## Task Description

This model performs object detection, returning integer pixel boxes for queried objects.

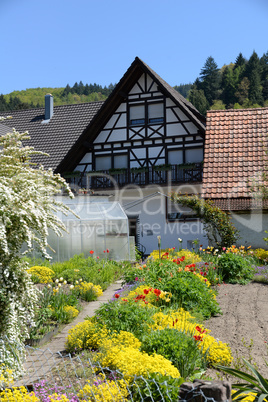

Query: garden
[1,126,268,401]
[1,243,268,401]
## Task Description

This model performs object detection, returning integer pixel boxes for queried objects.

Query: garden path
[205,282,268,378]
[14,280,123,388]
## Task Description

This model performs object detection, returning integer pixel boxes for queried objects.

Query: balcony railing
[64,163,203,190]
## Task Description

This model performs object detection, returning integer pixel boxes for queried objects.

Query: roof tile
[202,107,268,208]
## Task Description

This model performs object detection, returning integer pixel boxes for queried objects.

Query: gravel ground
[205,282,268,378]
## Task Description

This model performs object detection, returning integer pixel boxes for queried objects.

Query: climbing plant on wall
[170,193,239,248]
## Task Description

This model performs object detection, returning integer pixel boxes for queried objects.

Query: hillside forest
[0,51,267,115]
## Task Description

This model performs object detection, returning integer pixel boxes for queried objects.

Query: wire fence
[0,337,231,401]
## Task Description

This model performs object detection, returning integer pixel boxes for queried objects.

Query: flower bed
[24,254,126,344]
[2,245,266,401]
[60,249,234,400]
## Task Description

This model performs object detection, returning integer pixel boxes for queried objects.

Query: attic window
[148,103,164,123]
[129,102,164,126]
[129,105,145,126]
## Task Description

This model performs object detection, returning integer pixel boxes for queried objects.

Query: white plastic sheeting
[32,197,130,262]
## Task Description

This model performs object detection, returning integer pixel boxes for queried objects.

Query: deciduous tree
[0,120,74,374]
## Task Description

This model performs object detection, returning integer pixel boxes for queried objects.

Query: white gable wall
[73,72,205,255]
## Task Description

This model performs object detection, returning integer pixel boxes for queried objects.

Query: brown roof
[202,107,268,210]
[210,198,268,211]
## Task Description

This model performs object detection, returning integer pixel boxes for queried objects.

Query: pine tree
[188,85,209,115]
[72,82,79,93]
[245,51,263,105]
[234,52,246,70]
[77,81,85,95]
[62,84,71,96]
[260,51,268,101]
[235,77,250,105]
[199,56,221,105]
[221,64,240,107]
[84,83,90,96]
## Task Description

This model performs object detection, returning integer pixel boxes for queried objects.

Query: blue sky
[1,0,267,95]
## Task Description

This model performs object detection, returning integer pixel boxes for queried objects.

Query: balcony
[64,163,203,190]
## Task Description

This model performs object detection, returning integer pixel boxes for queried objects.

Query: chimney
[44,93,53,121]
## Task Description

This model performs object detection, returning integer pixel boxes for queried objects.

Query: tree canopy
[0,122,74,374]
[190,50,268,113]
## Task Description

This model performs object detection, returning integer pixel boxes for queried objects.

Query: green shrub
[217,253,255,284]
[93,299,158,338]
[141,328,205,379]
[124,259,221,319]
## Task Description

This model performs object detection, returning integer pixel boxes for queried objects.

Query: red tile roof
[202,108,268,210]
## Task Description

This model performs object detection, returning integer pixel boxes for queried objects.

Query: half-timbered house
[1,57,209,255]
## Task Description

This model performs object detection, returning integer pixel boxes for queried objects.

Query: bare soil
[205,282,268,379]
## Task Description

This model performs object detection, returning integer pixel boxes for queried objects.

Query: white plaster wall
[105,114,121,129]
[115,186,208,254]
[127,197,208,254]
[131,148,146,159]
[78,152,92,164]
[108,129,127,142]
[166,123,187,136]
[148,146,164,158]
[231,212,268,249]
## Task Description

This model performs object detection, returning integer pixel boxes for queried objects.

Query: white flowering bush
[0,119,74,375]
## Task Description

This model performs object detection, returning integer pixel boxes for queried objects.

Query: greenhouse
[44,197,132,262]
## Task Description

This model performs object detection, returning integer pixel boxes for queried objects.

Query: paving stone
[14,281,123,387]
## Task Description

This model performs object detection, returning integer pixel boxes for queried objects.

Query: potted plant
[78,188,89,194]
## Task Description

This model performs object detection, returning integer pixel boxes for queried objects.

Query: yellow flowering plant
[66,319,110,352]
[95,342,180,381]
[126,284,172,306]
[253,248,268,263]
[78,376,129,402]
[74,281,103,302]
[0,386,39,402]
[148,248,201,264]
[150,309,233,366]
[27,266,55,284]
[0,364,14,390]
[218,359,268,402]
[63,305,79,321]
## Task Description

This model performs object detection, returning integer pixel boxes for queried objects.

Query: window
[167,200,197,221]
[168,150,183,165]
[95,156,111,171]
[129,103,164,126]
[129,105,145,126]
[114,154,128,169]
[95,154,128,171]
[185,148,203,163]
[148,103,164,124]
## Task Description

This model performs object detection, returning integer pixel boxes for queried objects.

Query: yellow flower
[27,266,54,283]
